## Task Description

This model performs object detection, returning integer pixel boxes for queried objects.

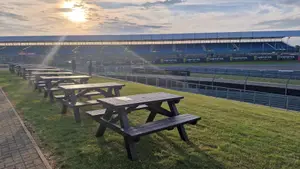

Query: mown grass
[190,73,300,85]
[0,70,300,169]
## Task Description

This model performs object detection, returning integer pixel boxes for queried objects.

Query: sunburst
[62,1,86,23]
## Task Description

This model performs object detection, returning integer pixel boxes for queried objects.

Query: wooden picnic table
[23,68,61,79]
[13,64,26,76]
[8,63,17,73]
[30,71,73,88]
[92,92,200,160]
[14,64,52,77]
[40,75,90,102]
[58,82,125,122]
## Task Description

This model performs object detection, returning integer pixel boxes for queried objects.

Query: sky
[0,0,300,45]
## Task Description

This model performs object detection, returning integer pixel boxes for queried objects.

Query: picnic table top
[97,92,184,108]
[25,68,61,71]
[40,75,90,80]
[32,72,72,75]
[59,82,125,90]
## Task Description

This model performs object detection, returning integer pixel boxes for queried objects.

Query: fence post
[286,96,289,110]
[156,78,159,86]
[239,89,242,101]
[253,91,256,103]
[215,87,218,97]
[212,74,216,88]
[135,75,138,83]
[285,77,291,95]
[145,77,148,85]
[226,88,229,99]
[268,94,271,107]
[166,79,168,88]
[244,74,249,91]
[184,72,188,88]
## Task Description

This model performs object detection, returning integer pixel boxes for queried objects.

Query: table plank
[32,72,72,75]
[40,75,90,80]
[97,92,183,108]
[59,82,125,90]
[26,68,61,71]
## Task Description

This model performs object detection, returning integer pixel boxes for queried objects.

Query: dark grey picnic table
[58,82,125,122]
[8,63,17,73]
[40,75,90,102]
[93,92,201,160]
[30,71,73,88]
[24,68,60,79]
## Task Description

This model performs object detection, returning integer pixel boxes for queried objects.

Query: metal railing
[101,72,300,112]
[62,64,300,112]
[163,67,300,80]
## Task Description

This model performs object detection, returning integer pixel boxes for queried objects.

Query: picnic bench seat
[34,80,58,85]
[54,91,102,100]
[43,87,59,91]
[38,84,46,87]
[36,81,46,84]
[43,83,74,91]
[26,75,35,79]
[86,104,149,118]
[74,100,99,107]
[123,114,200,137]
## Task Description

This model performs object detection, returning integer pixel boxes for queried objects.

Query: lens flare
[62,1,86,23]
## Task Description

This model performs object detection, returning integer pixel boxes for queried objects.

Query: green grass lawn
[190,73,300,85]
[1,71,300,169]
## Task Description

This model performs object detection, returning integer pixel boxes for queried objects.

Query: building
[0,30,299,64]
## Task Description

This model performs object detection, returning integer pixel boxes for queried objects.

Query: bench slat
[85,104,149,117]
[86,109,107,117]
[124,114,200,137]
[54,91,102,100]
[75,100,99,107]
[83,91,101,96]
[43,87,60,91]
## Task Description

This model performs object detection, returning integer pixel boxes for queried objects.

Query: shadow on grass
[92,123,224,169]
[1,72,224,169]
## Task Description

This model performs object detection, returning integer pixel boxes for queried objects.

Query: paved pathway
[0,89,51,169]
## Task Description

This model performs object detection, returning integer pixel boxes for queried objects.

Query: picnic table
[91,92,200,160]
[58,82,125,122]
[8,63,17,73]
[13,64,25,76]
[13,64,50,77]
[23,68,61,79]
[30,71,73,88]
[40,75,90,102]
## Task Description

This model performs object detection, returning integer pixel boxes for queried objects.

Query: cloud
[55,8,73,12]
[93,0,184,9]
[0,0,300,45]
[102,18,169,33]
[0,11,28,21]
[127,14,150,21]
[143,0,185,7]
[256,17,300,29]
[278,0,300,5]
[38,0,60,3]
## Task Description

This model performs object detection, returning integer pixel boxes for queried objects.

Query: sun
[62,0,86,23]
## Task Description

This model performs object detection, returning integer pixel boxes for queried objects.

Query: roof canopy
[0,30,299,43]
